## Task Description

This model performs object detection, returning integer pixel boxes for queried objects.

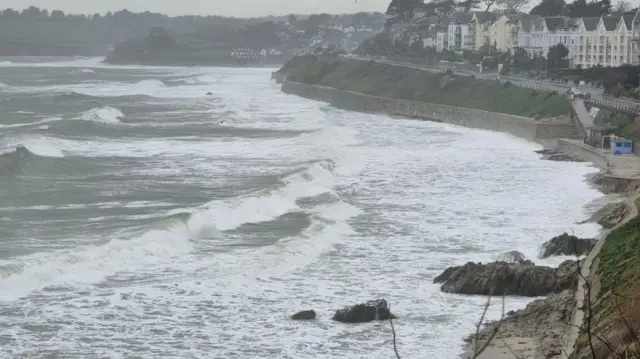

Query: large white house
[415,9,640,68]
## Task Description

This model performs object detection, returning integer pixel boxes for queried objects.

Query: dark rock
[537,149,584,162]
[291,310,316,320]
[434,260,578,296]
[332,299,397,323]
[534,149,555,155]
[206,92,213,95]
[539,233,597,258]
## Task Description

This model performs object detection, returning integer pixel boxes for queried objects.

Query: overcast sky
[0,0,391,17]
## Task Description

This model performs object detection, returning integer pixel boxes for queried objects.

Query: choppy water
[0,57,603,359]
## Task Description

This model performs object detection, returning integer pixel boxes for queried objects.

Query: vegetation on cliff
[277,55,572,118]
[573,201,640,358]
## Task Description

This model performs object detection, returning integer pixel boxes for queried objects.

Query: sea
[0,56,605,359]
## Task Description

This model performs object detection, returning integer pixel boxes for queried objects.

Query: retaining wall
[556,139,609,168]
[280,81,579,142]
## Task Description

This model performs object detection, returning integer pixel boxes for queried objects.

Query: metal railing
[585,98,640,114]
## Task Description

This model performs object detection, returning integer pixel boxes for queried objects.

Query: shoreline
[273,71,640,358]
[458,144,640,359]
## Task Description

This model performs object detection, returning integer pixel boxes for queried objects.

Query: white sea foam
[80,106,124,124]
[0,222,195,301]
[0,117,62,129]
[0,66,607,359]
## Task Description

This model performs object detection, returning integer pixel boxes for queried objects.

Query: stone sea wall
[556,139,609,168]
[279,80,579,143]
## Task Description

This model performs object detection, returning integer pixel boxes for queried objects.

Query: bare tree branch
[469,290,506,359]
[388,300,401,359]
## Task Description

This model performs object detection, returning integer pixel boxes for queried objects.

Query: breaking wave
[0,160,359,301]
[80,106,124,124]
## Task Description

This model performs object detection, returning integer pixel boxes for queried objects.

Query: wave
[79,68,96,74]
[0,161,358,301]
[0,220,196,301]
[0,145,36,173]
[0,117,63,129]
[0,135,65,158]
[80,106,124,124]
[0,139,65,174]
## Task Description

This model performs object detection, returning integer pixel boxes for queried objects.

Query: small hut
[611,137,634,155]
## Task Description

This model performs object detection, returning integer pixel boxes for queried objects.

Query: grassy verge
[277,55,573,118]
[573,201,640,358]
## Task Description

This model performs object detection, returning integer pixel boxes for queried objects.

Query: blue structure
[611,139,634,155]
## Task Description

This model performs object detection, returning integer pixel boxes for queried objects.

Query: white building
[446,12,475,51]
[518,17,578,58]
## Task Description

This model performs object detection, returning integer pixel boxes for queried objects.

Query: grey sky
[0,0,390,17]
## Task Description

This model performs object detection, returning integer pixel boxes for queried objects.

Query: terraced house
[572,14,634,68]
[427,10,640,68]
[515,12,638,68]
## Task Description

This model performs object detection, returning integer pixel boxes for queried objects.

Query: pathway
[561,103,640,359]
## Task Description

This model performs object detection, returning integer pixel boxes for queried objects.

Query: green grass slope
[573,200,640,359]
[277,55,572,118]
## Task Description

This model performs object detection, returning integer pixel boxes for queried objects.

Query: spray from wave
[80,106,124,124]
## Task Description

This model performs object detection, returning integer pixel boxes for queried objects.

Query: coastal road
[354,56,638,109]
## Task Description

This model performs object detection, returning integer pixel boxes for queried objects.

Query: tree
[384,0,424,27]
[50,10,65,19]
[352,12,371,27]
[303,13,332,37]
[530,0,566,16]
[148,27,177,49]
[547,43,569,69]
[566,0,612,17]
[92,13,101,20]
[0,8,20,19]
[287,14,297,25]
[510,47,534,70]
[244,21,281,48]
[20,6,43,19]
[613,0,631,13]
[497,0,530,12]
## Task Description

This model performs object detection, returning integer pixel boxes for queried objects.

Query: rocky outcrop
[465,289,576,359]
[539,233,597,258]
[535,149,584,162]
[434,260,578,296]
[332,299,396,323]
[590,174,640,195]
[579,202,630,229]
[291,310,316,320]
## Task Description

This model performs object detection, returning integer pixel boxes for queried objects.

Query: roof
[454,12,474,24]
[582,17,600,31]
[518,15,540,31]
[623,14,634,29]
[544,17,566,31]
[505,13,526,23]
[472,11,497,23]
[602,15,621,31]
